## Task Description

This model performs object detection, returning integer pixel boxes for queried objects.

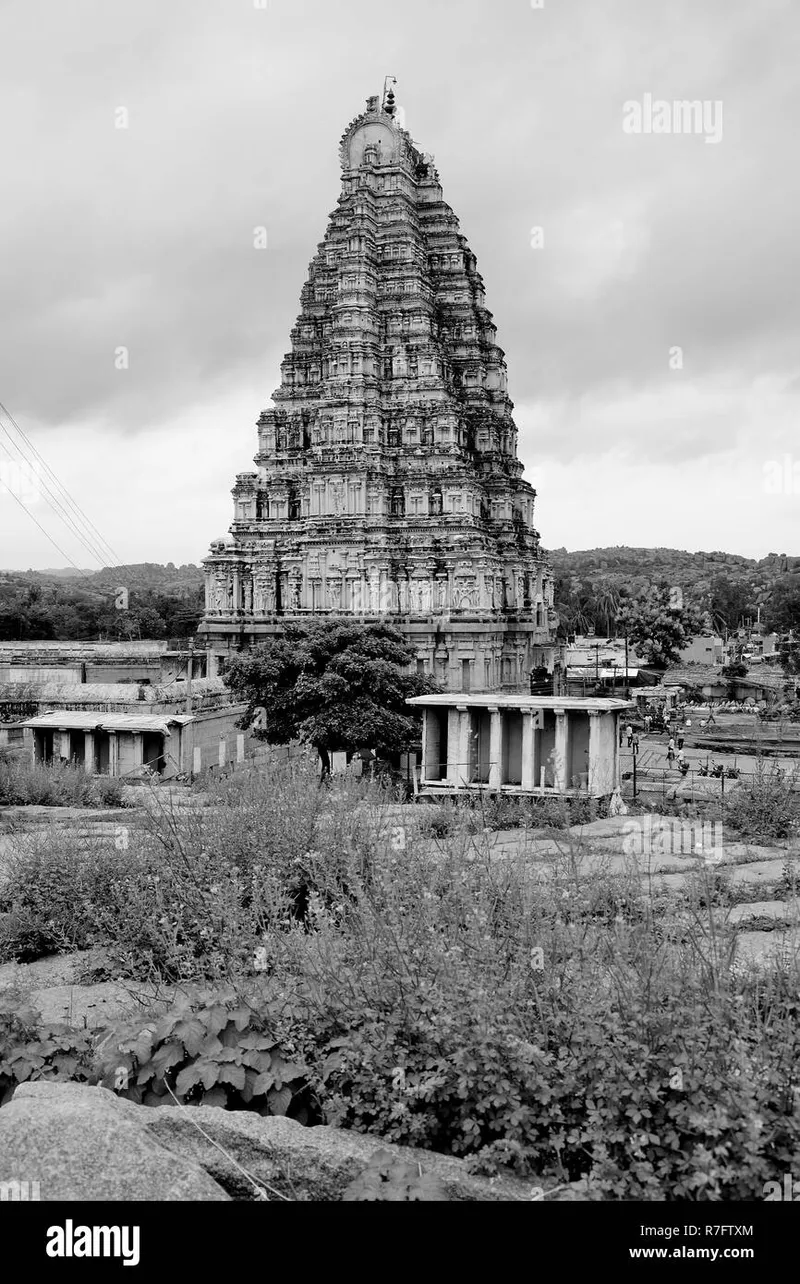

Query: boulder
[141,1103,537,1202]
[4,1082,541,1201]
[0,1082,229,1201]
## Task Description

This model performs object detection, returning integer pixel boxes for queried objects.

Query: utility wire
[0,399,121,568]
[0,398,120,564]
[0,426,111,569]
[0,438,94,578]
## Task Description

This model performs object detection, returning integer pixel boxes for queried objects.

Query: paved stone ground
[472,813,800,970]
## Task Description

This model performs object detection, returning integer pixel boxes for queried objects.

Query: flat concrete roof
[407,695,635,711]
[567,667,639,678]
[23,713,194,733]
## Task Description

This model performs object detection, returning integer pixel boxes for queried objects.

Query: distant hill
[546,547,799,576]
[15,563,205,593]
[545,546,800,638]
[0,563,205,642]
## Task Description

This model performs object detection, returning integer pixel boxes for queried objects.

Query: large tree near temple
[222,621,439,773]
[616,586,704,670]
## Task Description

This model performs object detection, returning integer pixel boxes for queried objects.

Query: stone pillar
[132,732,144,770]
[84,732,95,775]
[218,737,227,769]
[521,710,537,790]
[488,706,502,790]
[236,733,245,763]
[420,709,432,780]
[446,708,461,784]
[58,729,70,761]
[447,705,471,787]
[193,746,202,776]
[109,733,119,777]
[457,705,471,787]
[588,712,600,796]
[554,710,568,792]
[231,567,241,614]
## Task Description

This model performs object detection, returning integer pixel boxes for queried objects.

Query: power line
[0,400,121,568]
[0,398,120,564]
[0,429,111,569]
[0,405,115,568]
[0,439,93,578]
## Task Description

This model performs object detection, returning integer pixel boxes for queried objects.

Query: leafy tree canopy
[767,577,800,635]
[223,621,439,765]
[616,586,704,669]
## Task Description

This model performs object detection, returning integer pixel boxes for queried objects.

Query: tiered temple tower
[199,90,558,692]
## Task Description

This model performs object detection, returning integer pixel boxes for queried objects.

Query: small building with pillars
[21,701,250,781]
[407,694,635,798]
[23,712,195,779]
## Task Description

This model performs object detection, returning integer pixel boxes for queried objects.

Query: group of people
[666,736,687,771]
[623,715,691,774]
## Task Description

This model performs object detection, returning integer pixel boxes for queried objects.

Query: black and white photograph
[0,0,798,1253]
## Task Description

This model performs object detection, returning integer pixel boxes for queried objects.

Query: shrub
[724,760,800,843]
[342,1149,448,1201]
[0,834,132,962]
[96,985,319,1121]
[0,758,397,979]
[7,758,800,1199]
[0,759,126,808]
[0,998,95,1106]
[252,827,800,1198]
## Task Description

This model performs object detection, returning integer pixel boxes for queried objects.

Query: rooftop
[22,712,194,733]
[407,695,635,712]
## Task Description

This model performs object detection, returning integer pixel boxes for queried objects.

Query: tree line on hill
[549,547,800,643]
[0,550,798,657]
[0,569,204,641]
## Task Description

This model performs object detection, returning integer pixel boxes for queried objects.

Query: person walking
[626,723,634,748]
[677,732,685,751]
[632,732,640,754]
[667,736,676,768]
[644,714,652,733]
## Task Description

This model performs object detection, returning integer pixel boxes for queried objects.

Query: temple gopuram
[199,87,558,692]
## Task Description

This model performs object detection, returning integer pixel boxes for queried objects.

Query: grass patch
[0,757,127,809]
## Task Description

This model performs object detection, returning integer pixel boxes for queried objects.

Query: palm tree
[593,579,622,637]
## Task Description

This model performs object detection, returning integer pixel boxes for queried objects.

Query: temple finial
[382,75,397,116]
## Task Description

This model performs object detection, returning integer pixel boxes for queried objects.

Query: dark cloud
[0,0,797,564]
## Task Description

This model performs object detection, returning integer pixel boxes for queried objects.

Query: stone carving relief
[454,577,478,610]
[330,480,345,515]
[253,568,276,613]
[326,575,342,610]
[369,567,381,612]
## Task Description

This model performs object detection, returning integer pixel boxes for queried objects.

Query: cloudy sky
[0,0,797,570]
